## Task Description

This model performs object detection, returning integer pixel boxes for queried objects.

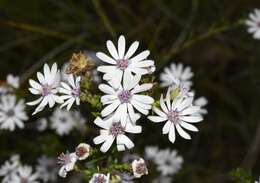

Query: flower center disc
[167,110,180,123]
[116,59,129,70]
[42,84,52,96]
[94,175,106,183]
[136,163,147,174]
[118,90,131,103]
[109,122,124,136]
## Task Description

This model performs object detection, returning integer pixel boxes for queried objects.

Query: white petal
[162,120,171,134]
[117,135,134,149]
[168,124,176,143]
[29,79,42,90]
[100,135,115,152]
[179,121,199,132]
[181,106,200,115]
[180,115,203,123]
[148,116,167,123]
[176,124,191,139]
[99,84,115,94]
[101,100,120,117]
[124,41,139,59]
[118,35,125,58]
[96,52,116,64]
[130,50,150,63]
[106,40,119,59]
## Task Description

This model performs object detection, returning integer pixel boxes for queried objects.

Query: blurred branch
[0,20,71,40]
[92,0,116,38]
[20,33,87,85]
[0,35,39,52]
[157,19,244,71]
[242,122,260,170]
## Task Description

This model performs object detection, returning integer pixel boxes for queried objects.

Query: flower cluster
[93,35,155,153]
[27,63,81,114]
[145,146,183,177]
[0,155,39,183]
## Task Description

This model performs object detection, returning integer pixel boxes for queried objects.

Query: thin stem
[92,0,116,38]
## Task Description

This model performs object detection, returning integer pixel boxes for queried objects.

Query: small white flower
[154,149,183,176]
[59,74,81,110]
[0,95,28,131]
[148,90,203,143]
[36,156,58,183]
[57,152,77,178]
[131,158,148,178]
[50,108,76,136]
[145,146,159,160]
[246,9,260,40]
[36,118,48,132]
[97,35,154,87]
[27,63,63,115]
[93,116,142,153]
[75,143,91,160]
[73,111,87,133]
[160,63,193,91]
[0,155,20,183]
[7,74,20,89]
[255,177,260,183]
[10,165,39,183]
[99,71,154,125]
[89,173,110,183]
[194,96,208,115]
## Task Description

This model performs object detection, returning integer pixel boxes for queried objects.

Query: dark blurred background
[0,0,260,182]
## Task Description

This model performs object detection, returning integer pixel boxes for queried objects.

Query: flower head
[93,116,142,153]
[75,143,91,160]
[97,35,154,87]
[57,152,77,178]
[7,74,20,89]
[0,95,28,131]
[153,149,183,176]
[160,63,193,92]
[99,71,154,125]
[131,158,148,178]
[0,155,20,182]
[50,108,76,136]
[36,156,58,182]
[66,52,95,76]
[10,165,39,183]
[89,173,110,183]
[59,74,81,110]
[246,9,260,40]
[27,63,63,115]
[148,90,203,143]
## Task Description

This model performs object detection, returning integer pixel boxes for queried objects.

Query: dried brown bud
[66,52,95,76]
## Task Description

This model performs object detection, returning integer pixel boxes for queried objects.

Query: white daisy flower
[93,116,142,153]
[0,155,20,183]
[7,74,20,89]
[194,96,208,115]
[75,143,91,160]
[36,156,58,183]
[99,71,154,125]
[91,70,101,84]
[27,63,63,115]
[148,90,203,143]
[255,177,260,183]
[59,74,81,110]
[160,63,193,91]
[246,9,260,40]
[0,95,28,131]
[145,146,159,160]
[57,152,77,178]
[154,149,183,176]
[89,173,110,183]
[73,111,87,133]
[131,158,148,178]
[10,165,39,183]
[50,108,76,136]
[97,35,154,87]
